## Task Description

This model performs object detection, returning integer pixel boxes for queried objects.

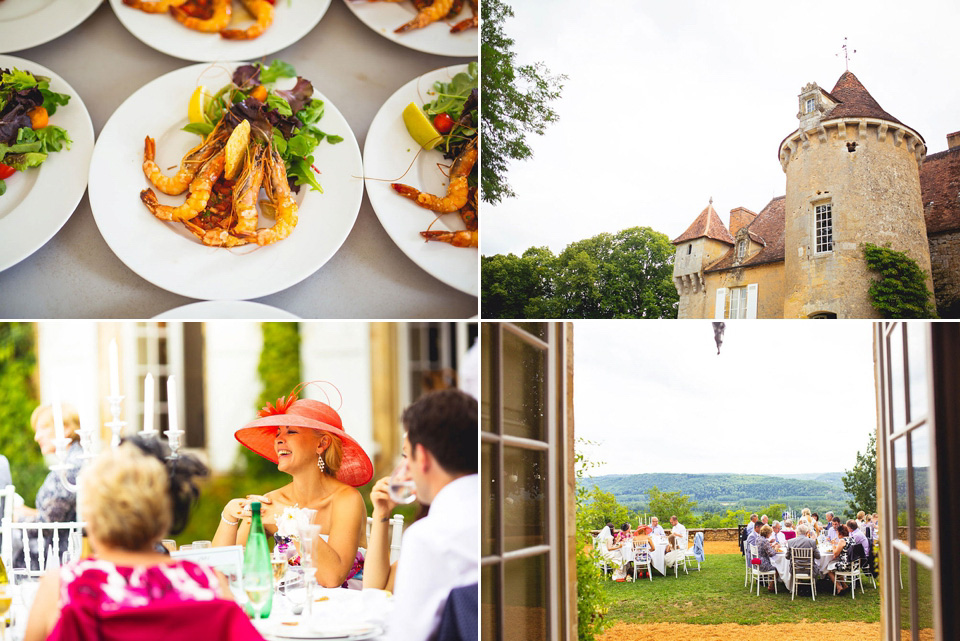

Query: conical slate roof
[824,71,904,126]
[672,202,735,245]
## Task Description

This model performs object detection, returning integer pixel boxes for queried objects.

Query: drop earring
[317,455,325,472]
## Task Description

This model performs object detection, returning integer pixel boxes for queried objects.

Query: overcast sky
[483,0,960,257]
[573,321,877,476]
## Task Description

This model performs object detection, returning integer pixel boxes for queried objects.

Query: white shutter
[715,288,727,319]
[746,283,759,319]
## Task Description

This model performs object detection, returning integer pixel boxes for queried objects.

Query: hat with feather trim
[235,384,373,487]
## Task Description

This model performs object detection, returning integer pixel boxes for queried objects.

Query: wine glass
[245,571,272,623]
[388,459,417,505]
[271,551,287,590]
[297,509,321,619]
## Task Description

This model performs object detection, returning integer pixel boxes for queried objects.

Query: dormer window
[805,97,817,114]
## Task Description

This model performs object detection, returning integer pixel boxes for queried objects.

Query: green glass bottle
[243,501,273,619]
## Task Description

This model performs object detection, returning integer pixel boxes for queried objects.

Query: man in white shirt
[771,521,786,546]
[650,517,665,537]
[387,389,478,641]
[744,513,758,535]
[669,516,687,545]
[825,512,838,541]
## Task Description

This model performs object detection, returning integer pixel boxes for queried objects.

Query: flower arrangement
[274,506,311,566]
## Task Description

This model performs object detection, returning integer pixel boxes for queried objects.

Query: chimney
[729,207,757,236]
[948,131,960,150]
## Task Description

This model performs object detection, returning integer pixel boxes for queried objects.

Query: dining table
[0,0,477,319]
[769,544,836,592]
[254,584,390,641]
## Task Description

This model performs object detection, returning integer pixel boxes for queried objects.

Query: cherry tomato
[0,163,15,180]
[433,113,455,134]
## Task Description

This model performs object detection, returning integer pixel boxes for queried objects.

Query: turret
[778,71,933,318]
[672,201,734,318]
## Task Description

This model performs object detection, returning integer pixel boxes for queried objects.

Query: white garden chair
[749,544,777,596]
[674,535,689,577]
[365,514,405,563]
[684,532,702,571]
[633,543,653,582]
[789,546,816,601]
[743,540,754,588]
[1,521,85,578]
[834,558,864,599]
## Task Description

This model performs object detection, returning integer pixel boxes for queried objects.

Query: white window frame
[815,203,834,254]
[736,238,747,260]
[728,287,748,319]
[805,97,816,113]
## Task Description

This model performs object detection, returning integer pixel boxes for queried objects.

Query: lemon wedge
[402,102,441,150]
[224,119,251,180]
[188,85,211,124]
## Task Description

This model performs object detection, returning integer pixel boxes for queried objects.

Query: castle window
[736,239,747,260]
[815,203,833,253]
[728,287,748,319]
[805,97,816,113]
[687,245,692,255]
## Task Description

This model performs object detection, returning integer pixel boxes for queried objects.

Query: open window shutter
[715,288,727,319]
[746,283,759,319]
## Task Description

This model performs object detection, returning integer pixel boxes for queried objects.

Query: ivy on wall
[863,243,938,319]
[0,323,46,505]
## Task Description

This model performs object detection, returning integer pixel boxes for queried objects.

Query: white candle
[166,375,178,434]
[52,388,65,444]
[109,339,120,398]
[143,373,155,435]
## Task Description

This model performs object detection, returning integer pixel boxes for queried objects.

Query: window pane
[917,561,934,635]
[504,554,547,641]
[888,325,906,432]
[905,323,928,422]
[481,323,493,434]
[513,323,547,341]
[898,556,910,638]
[504,447,546,552]
[893,436,908,534]
[482,441,498,557]
[502,332,546,441]
[909,426,931,550]
[481,564,497,641]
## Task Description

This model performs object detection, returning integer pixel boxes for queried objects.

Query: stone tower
[778,71,933,318]
[671,202,734,318]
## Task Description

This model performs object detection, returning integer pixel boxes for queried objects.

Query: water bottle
[243,501,273,619]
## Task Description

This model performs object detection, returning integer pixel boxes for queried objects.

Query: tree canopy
[646,486,697,526]
[482,227,679,318]
[841,430,877,514]
[481,0,565,204]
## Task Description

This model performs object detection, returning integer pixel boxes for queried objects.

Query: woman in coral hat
[212,383,374,588]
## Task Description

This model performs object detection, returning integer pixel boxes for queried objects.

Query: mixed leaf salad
[183,60,341,193]
[0,68,72,196]
[423,60,476,163]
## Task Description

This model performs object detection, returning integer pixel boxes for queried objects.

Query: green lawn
[603,554,881,625]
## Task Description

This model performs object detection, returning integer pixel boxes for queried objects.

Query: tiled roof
[705,197,786,272]
[921,146,960,235]
[824,71,905,128]
[672,203,735,245]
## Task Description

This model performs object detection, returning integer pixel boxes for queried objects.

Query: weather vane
[837,37,856,71]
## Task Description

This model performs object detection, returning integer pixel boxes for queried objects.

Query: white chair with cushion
[834,558,863,599]
[685,533,701,571]
[633,542,653,582]
[789,546,816,601]
[672,536,688,577]
[750,544,777,596]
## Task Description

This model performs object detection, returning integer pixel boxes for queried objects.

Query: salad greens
[422,61,477,159]
[0,68,72,196]
[183,59,341,193]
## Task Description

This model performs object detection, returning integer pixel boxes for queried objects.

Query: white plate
[88,62,363,301]
[0,0,102,53]
[153,300,299,318]
[0,55,95,272]
[108,0,331,63]
[342,0,477,58]
[262,620,383,640]
[363,64,476,296]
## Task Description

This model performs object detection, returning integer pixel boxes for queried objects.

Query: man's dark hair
[403,388,477,475]
[846,519,859,531]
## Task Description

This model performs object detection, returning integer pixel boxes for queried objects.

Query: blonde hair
[319,433,343,478]
[31,404,81,443]
[857,510,865,520]
[801,508,811,517]
[80,443,171,550]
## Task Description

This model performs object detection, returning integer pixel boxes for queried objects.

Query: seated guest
[824,512,838,540]
[744,513,759,535]
[650,516,665,537]
[786,523,820,578]
[830,516,842,541]
[632,525,657,552]
[856,510,866,531]
[811,512,823,536]
[826,524,852,593]
[760,514,769,526]
[669,515,687,546]
[24,438,260,641]
[797,508,812,528]
[782,518,795,534]
[664,533,685,568]
[863,514,874,539]
[753,525,780,590]
[771,521,786,547]
[387,389,478,641]
[220,384,373,588]
[745,522,762,550]
[596,522,621,570]
[846,519,870,558]
[615,523,632,544]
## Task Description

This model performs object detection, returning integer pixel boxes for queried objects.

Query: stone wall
[929,230,960,316]
[703,261,786,319]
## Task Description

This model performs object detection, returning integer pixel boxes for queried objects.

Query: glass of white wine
[388,459,416,505]
[245,572,272,623]
[271,551,287,589]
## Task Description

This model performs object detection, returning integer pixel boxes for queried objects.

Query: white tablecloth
[770,547,836,591]
[257,585,389,640]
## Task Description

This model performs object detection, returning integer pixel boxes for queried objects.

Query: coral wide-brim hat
[235,393,373,487]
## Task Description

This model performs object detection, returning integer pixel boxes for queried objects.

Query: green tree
[581,487,632,531]
[863,243,937,318]
[647,485,697,526]
[842,430,877,514]
[0,323,45,505]
[480,0,565,204]
[481,247,557,318]
[574,441,610,641]
[238,322,301,481]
